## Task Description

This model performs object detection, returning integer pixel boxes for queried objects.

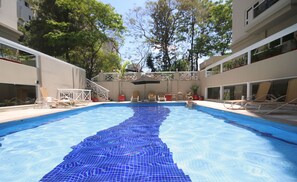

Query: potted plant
[191,85,199,100]
[117,61,130,101]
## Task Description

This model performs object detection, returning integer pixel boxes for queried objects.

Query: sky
[98,0,220,69]
[99,0,149,63]
[100,0,148,15]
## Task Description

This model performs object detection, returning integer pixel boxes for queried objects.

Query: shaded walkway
[41,106,191,181]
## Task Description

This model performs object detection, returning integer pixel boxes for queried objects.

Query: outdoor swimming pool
[0,103,297,181]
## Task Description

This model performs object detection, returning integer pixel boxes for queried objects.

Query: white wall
[0,60,37,85]
[0,0,18,30]
[98,79,199,101]
[200,51,297,98]
[0,37,87,100]
[0,0,22,41]
[231,0,297,52]
[39,55,86,98]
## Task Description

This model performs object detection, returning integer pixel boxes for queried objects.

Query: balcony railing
[145,72,175,81]
[93,71,199,82]
[179,71,199,80]
[0,42,36,67]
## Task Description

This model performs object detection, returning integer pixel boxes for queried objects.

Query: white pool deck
[0,101,296,126]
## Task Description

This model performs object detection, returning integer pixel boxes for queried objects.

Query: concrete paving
[0,101,296,126]
[0,103,102,124]
[194,100,297,126]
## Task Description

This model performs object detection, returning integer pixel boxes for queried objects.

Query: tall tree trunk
[189,14,195,71]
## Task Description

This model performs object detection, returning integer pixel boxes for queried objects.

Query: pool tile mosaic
[40,106,191,181]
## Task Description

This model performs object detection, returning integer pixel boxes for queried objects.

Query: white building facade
[0,0,22,42]
[200,0,297,101]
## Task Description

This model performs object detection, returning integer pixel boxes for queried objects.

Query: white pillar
[220,86,224,100]
[247,51,251,65]
[247,82,251,99]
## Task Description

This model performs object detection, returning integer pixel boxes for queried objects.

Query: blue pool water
[0,103,297,182]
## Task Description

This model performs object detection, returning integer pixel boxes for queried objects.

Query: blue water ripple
[40,106,191,182]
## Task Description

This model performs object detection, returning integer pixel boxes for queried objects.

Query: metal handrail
[86,79,109,100]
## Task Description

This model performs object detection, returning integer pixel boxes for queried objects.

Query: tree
[126,0,232,72]
[117,60,131,79]
[207,0,232,55]
[171,58,189,71]
[21,0,125,79]
[176,0,208,71]
[146,53,156,72]
[147,0,182,71]
[127,0,183,71]
[176,0,232,70]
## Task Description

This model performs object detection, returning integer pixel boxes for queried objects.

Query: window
[25,1,29,8]
[223,53,247,72]
[0,84,36,107]
[223,85,247,100]
[254,0,279,19]
[207,87,220,100]
[206,65,221,77]
[251,79,288,100]
[0,43,36,67]
[269,38,281,49]
[253,2,259,8]
[246,8,252,25]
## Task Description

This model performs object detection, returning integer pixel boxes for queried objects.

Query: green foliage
[21,0,125,79]
[117,61,131,79]
[146,53,156,72]
[191,85,199,95]
[147,0,181,71]
[98,51,122,72]
[171,58,189,71]
[127,0,232,72]
[206,0,232,55]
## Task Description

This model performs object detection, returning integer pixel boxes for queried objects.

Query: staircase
[86,79,109,101]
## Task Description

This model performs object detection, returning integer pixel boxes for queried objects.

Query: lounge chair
[223,82,272,109]
[186,92,193,100]
[177,92,184,100]
[158,92,166,101]
[39,87,72,108]
[148,91,156,101]
[248,78,297,114]
[130,90,140,102]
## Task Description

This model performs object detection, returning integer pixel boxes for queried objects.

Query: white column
[205,87,208,99]
[247,82,251,99]
[247,51,251,65]
[220,86,224,100]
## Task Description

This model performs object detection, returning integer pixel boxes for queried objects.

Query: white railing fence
[86,79,109,100]
[92,71,199,82]
[57,89,91,102]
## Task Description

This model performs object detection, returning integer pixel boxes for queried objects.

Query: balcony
[0,39,36,67]
[245,0,296,34]
[206,23,297,77]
